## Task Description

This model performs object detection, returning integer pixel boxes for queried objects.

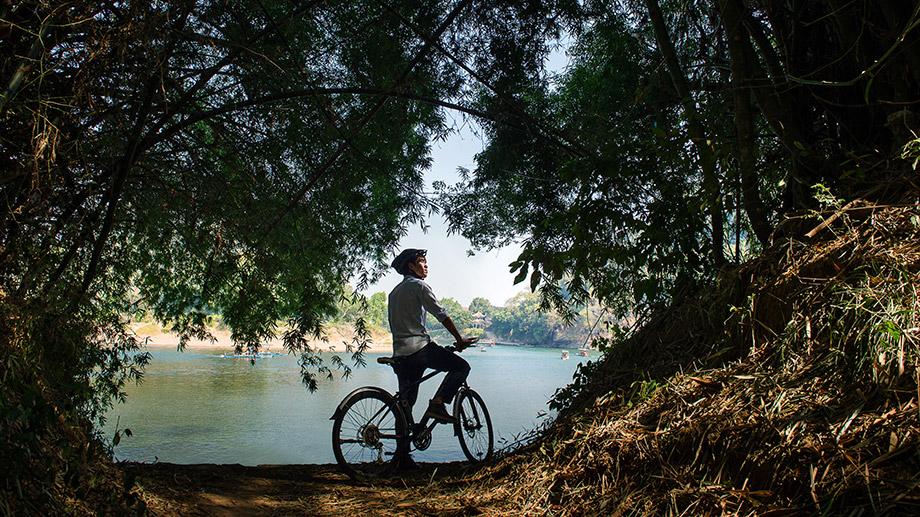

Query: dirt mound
[429,182,920,514]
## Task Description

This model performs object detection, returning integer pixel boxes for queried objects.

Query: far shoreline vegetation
[132,287,612,350]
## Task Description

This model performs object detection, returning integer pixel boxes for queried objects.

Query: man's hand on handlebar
[453,337,479,352]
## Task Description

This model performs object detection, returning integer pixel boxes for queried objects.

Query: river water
[102,345,590,465]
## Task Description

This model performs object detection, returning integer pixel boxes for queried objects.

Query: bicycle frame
[330,362,458,439]
[331,349,494,475]
[377,357,478,440]
[388,361,452,437]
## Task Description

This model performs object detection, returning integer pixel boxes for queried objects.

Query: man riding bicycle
[388,249,477,466]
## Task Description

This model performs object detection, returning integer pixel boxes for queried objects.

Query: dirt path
[128,462,489,516]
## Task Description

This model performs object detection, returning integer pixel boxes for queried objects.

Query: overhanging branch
[149,86,524,148]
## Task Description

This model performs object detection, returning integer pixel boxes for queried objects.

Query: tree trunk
[644,0,725,267]
[742,8,821,212]
[877,0,920,91]
[719,0,773,246]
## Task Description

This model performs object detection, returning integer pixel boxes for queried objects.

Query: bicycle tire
[453,388,493,463]
[332,389,407,479]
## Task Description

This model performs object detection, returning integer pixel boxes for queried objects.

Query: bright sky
[361,121,527,307]
[361,44,570,308]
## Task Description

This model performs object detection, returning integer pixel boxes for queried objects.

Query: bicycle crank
[412,424,433,451]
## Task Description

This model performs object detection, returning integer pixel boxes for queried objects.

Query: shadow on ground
[127,462,486,516]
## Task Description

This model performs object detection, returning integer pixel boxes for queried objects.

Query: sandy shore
[133,324,393,354]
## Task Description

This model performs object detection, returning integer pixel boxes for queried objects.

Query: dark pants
[396,342,470,415]
[393,343,470,464]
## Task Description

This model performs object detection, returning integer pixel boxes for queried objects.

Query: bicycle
[330,342,493,479]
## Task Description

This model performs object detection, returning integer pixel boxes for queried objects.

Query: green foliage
[901,136,920,169]
[625,378,661,409]
[0,1,509,508]
[437,13,728,321]
[812,184,844,209]
[1,0,478,421]
[366,292,389,329]
[328,288,388,330]
[490,292,559,345]
[0,303,148,513]
[488,290,608,347]
[784,264,920,386]
[465,327,485,338]
[330,285,365,325]
[469,297,493,317]
[438,0,919,328]
[427,297,473,340]
[2,0,918,509]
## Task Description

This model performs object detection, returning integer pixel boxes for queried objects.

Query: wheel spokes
[457,393,491,460]
[339,397,399,468]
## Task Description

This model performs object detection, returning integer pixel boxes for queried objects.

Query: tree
[469,297,493,317]
[3,0,467,395]
[490,292,558,345]
[438,12,720,321]
[438,0,920,323]
[644,0,726,265]
[426,297,473,338]
[366,292,389,329]
[4,0,919,509]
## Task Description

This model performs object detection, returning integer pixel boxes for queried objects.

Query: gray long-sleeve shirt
[388,275,449,356]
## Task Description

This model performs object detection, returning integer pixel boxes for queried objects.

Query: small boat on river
[220,351,282,359]
[561,351,569,360]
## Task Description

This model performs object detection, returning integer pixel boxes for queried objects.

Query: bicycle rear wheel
[332,389,406,479]
[453,388,493,463]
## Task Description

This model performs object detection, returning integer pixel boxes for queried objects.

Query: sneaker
[424,401,457,424]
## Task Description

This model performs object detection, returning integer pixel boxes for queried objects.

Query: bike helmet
[391,248,427,275]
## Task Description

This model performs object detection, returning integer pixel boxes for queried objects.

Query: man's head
[392,248,428,279]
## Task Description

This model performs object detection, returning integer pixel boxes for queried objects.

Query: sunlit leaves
[438,11,712,320]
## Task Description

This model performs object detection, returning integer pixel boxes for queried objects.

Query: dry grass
[401,180,920,515]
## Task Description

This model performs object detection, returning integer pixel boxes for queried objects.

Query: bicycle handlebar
[447,337,479,353]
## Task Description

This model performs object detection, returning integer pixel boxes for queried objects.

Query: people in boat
[388,248,477,469]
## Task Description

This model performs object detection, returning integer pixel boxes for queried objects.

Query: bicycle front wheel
[332,389,406,479]
[453,388,493,463]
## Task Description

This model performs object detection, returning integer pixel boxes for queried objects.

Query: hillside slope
[420,183,920,514]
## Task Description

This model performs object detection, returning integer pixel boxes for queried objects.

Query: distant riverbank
[132,322,394,353]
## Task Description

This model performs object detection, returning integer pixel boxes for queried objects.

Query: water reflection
[105,346,590,465]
